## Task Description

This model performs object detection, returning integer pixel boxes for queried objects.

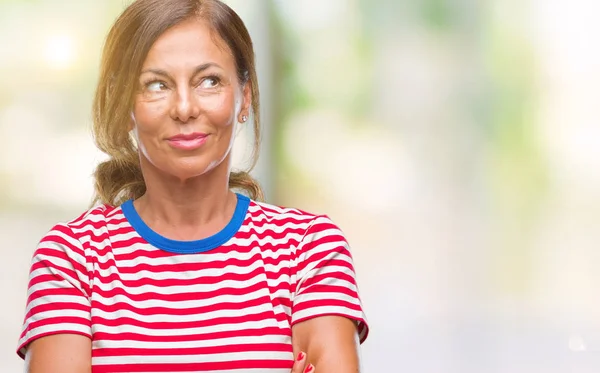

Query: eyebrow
[140,63,222,77]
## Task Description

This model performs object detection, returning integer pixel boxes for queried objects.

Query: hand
[291,351,314,373]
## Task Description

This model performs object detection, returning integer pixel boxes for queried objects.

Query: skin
[25,18,361,373]
[130,18,248,239]
[293,316,362,372]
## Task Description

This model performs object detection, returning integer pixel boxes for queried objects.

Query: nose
[170,86,200,123]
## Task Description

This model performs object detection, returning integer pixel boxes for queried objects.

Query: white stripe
[92,350,291,365]
[106,246,264,268]
[92,251,294,277]
[91,277,267,295]
[28,308,90,321]
[94,232,306,254]
[30,256,82,276]
[91,258,292,280]
[292,305,364,324]
[20,323,91,344]
[25,294,89,313]
[299,242,352,263]
[69,210,117,225]
[107,242,295,261]
[91,269,268,292]
[296,264,356,295]
[295,291,360,306]
[92,316,281,336]
[38,230,84,253]
[93,334,291,349]
[105,207,123,218]
[91,304,273,324]
[237,221,311,235]
[250,201,313,217]
[70,220,130,234]
[91,288,270,315]
[28,271,88,296]
[110,230,143,243]
[225,233,305,247]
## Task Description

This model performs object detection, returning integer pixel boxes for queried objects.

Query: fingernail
[296,351,305,361]
[304,364,314,373]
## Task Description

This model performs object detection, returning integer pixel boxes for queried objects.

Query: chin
[163,158,221,181]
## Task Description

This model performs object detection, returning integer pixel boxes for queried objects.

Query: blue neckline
[120,193,250,254]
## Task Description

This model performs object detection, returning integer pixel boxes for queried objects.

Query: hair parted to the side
[92,0,263,207]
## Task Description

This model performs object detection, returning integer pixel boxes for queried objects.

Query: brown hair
[92,0,263,207]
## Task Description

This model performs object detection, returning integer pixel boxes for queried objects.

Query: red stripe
[109,238,301,257]
[18,203,369,369]
[297,283,359,299]
[93,359,293,373]
[299,233,348,254]
[92,326,291,343]
[28,274,86,291]
[92,269,268,291]
[25,301,90,320]
[234,227,307,240]
[93,251,293,274]
[298,268,358,291]
[73,229,111,244]
[27,316,90,331]
[32,247,88,275]
[91,310,276,329]
[27,287,87,303]
[242,216,313,229]
[90,293,271,316]
[249,202,320,218]
[29,261,82,283]
[109,236,149,250]
[293,298,363,313]
[69,216,127,230]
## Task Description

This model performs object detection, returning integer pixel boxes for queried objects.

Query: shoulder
[246,199,345,239]
[63,203,123,231]
[39,203,124,250]
[30,205,122,286]
[247,199,324,226]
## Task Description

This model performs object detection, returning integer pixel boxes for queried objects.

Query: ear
[238,81,252,123]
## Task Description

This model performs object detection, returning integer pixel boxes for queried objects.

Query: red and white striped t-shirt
[18,194,368,372]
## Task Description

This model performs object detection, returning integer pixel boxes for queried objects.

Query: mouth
[166,132,209,150]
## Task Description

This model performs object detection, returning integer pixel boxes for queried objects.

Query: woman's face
[132,18,250,182]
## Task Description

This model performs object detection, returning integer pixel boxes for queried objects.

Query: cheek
[199,92,238,127]
[133,101,168,131]
[131,101,169,157]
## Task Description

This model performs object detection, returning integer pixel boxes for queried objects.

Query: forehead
[142,18,234,70]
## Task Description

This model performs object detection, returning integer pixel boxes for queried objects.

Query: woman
[17,0,368,372]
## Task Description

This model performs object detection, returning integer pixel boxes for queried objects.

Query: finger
[290,351,307,373]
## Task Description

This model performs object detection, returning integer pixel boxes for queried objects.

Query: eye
[146,81,167,92]
[199,76,220,89]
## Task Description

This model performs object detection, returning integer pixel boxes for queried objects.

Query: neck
[133,156,237,240]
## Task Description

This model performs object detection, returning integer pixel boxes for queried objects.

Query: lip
[166,132,209,150]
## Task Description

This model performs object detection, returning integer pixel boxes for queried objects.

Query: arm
[18,224,93,372]
[292,315,361,372]
[291,216,369,372]
[25,335,91,373]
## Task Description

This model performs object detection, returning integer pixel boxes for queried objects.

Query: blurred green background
[1,0,600,371]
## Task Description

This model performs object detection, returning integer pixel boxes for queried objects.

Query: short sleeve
[291,216,369,343]
[17,223,92,359]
